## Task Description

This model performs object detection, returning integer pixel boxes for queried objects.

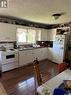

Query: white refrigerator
[52,35,68,64]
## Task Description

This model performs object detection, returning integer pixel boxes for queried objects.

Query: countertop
[0,47,47,52]
[18,46,47,51]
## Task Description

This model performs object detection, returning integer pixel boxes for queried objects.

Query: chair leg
[34,77,38,95]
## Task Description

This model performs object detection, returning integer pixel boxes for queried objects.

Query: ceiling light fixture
[52,12,66,20]
[52,13,61,20]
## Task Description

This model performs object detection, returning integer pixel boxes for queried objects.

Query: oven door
[1,51,16,64]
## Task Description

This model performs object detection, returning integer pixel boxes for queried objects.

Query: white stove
[0,49,19,72]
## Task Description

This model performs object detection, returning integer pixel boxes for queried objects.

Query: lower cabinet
[19,48,48,67]
[41,48,48,60]
[19,51,27,66]
[47,48,53,61]
[33,48,48,61]
[19,50,34,66]
[33,48,42,61]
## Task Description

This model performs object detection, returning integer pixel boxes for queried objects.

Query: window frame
[17,27,41,45]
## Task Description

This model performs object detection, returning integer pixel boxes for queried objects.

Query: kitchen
[0,0,71,95]
[0,22,55,72]
[0,22,70,72]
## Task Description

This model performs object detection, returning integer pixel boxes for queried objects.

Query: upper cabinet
[40,29,56,41]
[0,22,57,42]
[47,29,56,41]
[41,29,48,41]
[0,23,16,42]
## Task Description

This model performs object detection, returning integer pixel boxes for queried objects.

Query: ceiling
[0,0,71,24]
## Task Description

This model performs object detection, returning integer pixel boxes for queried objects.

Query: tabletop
[37,69,71,95]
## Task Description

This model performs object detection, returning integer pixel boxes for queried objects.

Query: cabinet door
[19,51,27,66]
[47,48,53,61]
[19,50,34,66]
[25,50,34,64]
[0,23,16,41]
[33,48,47,61]
[41,48,47,60]
[33,49,42,61]
[6,25,16,41]
[41,29,48,41]
[47,29,56,41]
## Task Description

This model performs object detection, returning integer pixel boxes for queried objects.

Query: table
[37,69,71,95]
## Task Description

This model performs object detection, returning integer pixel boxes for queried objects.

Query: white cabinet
[33,48,47,61]
[47,29,56,41]
[0,23,16,41]
[19,50,34,66]
[33,48,42,61]
[18,51,26,66]
[25,50,34,63]
[19,48,48,66]
[41,29,48,41]
[41,48,48,60]
[47,48,53,61]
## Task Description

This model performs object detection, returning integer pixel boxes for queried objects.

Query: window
[37,29,41,41]
[27,29,36,43]
[17,29,27,43]
[17,28,41,45]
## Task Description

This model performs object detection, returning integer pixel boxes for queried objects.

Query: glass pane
[27,29,36,43]
[37,29,41,41]
[17,28,27,43]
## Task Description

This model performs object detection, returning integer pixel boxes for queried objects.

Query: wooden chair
[33,58,50,95]
[33,58,43,95]
[33,58,43,86]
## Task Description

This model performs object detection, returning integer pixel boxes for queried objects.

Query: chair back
[33,58,43,86]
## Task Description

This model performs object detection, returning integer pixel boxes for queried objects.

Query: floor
[0,59,58,95]
[0,82,7,95]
